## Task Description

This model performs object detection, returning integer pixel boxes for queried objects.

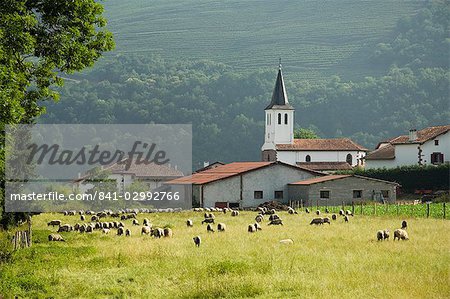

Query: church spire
[265,61,294,110]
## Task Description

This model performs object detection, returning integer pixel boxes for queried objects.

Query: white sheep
[207,224,215,233]
[48,233,65,242]
[117,227,124,236]
[132,219,139,226]
[279,239,294,245]
[254,223,262,231]
[255,215,264,223]
[141,226,151,235]
[102,228,110,234]
[217,223,226,232]
[163,228,173,238]
[393,229,409,241]
[248,224,257,233]
[193,236,201,247]
[186,219,193,227]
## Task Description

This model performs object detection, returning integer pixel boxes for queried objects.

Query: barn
[288,175,400,206]
[167,161,323,208]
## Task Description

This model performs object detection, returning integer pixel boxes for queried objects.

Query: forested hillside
[41,1,449,170]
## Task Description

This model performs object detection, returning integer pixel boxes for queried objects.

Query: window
[435,140,439,146]
[431,152,444,164]
[305,155,311,162]
[346,154,353,165]
[381,190,389,199]
[254,191,263,199]
[320,190,330,199]
[274,191,283,199]
[284,113,288,124]
[353,190,362,198]
[278,113,281,124]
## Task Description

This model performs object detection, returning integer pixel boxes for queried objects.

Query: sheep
[86,225,94,233]
[79,224,87,233]
[74,223,80,231]
[316,210,321,216]
[48,233,65,242]
[279,239,294,245]
[269,214,280,221]
[186,219,193,227]
[332,214,337,221]
[151,228,164,238]
[117,227,124,236]
[193,236,201,247]
[207,224,215,233]
[102,228,110,234]
[254,223,262,231]
[132,219,139,226]
[118,222,125,228]
[163,228,173,238]
[47,220,62,227]
[91,215,99,222]
[248,224,257,233]
[80,215,85,221]
[217,223,226,232]
[268,219,283,226]
[102,222,108,229]
[305,208,310,213]
[108,222,114,228]
[231,210,239,217]
[322,217,331,225]
[288,207,298,215]
[325,208,329,213]
[143,218,150,226]
[393,229,409,241]
[202,218,215,224]
[339,209,345,216]
[377,230,384,241]
[345,210,353,216]
[255,215,264,223]
[141,226,151,235]
[344,215,349,222]
[57,224,73,232]
[204,212,215,219]
[401,220,407,230]
[383,229,390,240]
[310,218,324,225]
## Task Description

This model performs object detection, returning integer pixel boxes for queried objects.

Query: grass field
[1,210,449,298]
[102,0,420,81]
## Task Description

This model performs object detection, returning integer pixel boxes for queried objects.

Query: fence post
[342,201,345,210]
[444,202,446,219]
[427,203,430,218]
[352,201,355,215]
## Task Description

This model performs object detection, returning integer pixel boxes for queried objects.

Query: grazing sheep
[143,218,150,226]
[339,209,345,216]
[310,218,324,225]
[132,219,139,226]
[91,215,99,222]
[163,228,173,238]
[102,222,108,229]
[217,223,226,232]
[222,208,228,214]
[316,210,321,216]
[80,215,85,221]
[108,222,114,228]
[102,228,110,234]
[305,208,310,213]
[47,220,62,227]
[377,230,384,241]
[141,226,151,235]
[248,224,257,233]
[193,236,201,247]
[48,233,65,242]
[383,229,390,240]
[207,224,215,233]
[322,217,331,225]
[186,219,193,227]
[345,210,353,216]
[268,219,283,226]
[231,210,239,217]
[255,215,264,223]
[125,229,131,237]
[269,214,280,221]
[117,227,124,236]
[401,220,407,230]
[344,215,349,222]
[79,224,87,233]
[86,225,94,233]
[325,208,329,213]
[288,207,298,215]
[254,223,262,231]
[119,222,125,227]
[332,214,337,221]
[151,228,164,238]
[279,239,294,245]
[74,223,80,231]
[204,212,215,219]
[202,218,215,224]
[57,224,73,232]
[394,229,409,241]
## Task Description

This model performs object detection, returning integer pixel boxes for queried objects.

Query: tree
[0,0,114,227]
[294,128,319,139]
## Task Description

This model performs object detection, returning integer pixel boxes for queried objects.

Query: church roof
[296,161,353,171]
[265,66,294,110]
[276,138,368,151]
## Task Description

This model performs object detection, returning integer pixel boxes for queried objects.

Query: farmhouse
[288,175,399,206]
[365,125,450,169]
[166,161,323,208]
[261,64,367,170]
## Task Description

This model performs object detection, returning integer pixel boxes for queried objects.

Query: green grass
[1,211,449,298]
[102,0,420,81]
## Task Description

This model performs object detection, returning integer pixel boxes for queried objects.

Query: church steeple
[265,62,294,110]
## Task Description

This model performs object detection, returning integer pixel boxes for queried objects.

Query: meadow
[1,210,449,298]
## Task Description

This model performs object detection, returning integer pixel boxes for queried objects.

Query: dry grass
[1,211,449,298]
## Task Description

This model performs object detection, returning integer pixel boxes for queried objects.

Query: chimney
[409,129,418,142]
[203,161,210,168]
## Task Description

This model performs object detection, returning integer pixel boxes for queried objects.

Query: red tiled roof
[167,161,324,185]
[277,138,368,151]
[296,162,353,171]
[289,175,351,185]
[390,125,449,145]
[365,144,395,160]
[194,161,226,173]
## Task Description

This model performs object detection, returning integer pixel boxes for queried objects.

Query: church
[261,65,367,172]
